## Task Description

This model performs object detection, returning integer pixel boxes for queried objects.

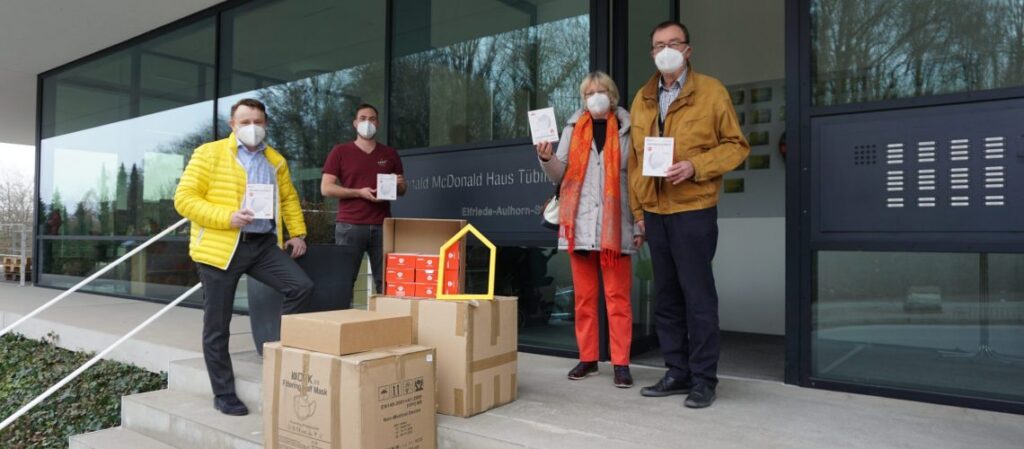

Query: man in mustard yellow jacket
[175,98,312,416]
[628,21,749,409]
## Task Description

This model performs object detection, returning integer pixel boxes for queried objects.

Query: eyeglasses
[584,89,609,97]
[651,40,689,52]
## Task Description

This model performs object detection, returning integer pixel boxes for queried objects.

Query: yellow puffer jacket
[174,134,306,270]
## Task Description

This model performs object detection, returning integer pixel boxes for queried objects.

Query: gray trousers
[335,223,384,304]
[196,233,313,397]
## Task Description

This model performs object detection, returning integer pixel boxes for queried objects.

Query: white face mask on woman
[654,47,685,74]
[356,120,377,139]
[236,124,266,148]
[586,93,611,116]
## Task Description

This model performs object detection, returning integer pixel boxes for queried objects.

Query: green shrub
[0,333,166,449]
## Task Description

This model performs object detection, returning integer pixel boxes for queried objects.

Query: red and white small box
[385,268,415,284]
[415,255,440,270]
[416,269,437,283]
[386,253,417,269]
[444,242,461,270]
[386,282,414,297]
[414,283,437,299]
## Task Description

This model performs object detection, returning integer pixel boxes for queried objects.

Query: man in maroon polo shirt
[321,103,405,305]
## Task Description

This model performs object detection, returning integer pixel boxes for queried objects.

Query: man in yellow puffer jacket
[175,98,312,416]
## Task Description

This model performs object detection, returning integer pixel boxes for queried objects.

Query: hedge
[0,333,167,449]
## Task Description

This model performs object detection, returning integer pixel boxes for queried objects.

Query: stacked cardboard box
[383,218,467,299]
[264,309,437,449]
[370,295,518,417]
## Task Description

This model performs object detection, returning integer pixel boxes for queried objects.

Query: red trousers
[569,251,633,365]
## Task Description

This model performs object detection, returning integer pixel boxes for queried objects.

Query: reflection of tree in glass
[391,15,591,148]
[158,65,386,207]
[813,0,1024,105]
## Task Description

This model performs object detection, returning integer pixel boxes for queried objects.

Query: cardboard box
[416,255,440,270]
[416,269,437,283]
[384,218,466,294]
[387,252,418,269]
[414,283,437,299]
[370,296,518,417]
[386,267,415,284]
[281,309,413,356]
[386,282,414,297]
[264,343,436,449]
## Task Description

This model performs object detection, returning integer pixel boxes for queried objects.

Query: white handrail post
[0,217,190,337]
[0,283,203,432]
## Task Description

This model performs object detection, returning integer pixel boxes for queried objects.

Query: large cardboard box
[370,295,518,417]
[383,218,467,294]
[281,309,413,356]
[264,343,437,449]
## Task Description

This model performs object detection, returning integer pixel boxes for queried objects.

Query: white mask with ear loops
[236,124,266,148]
[357,121,377,139]
[586,93,611,116]
[655,47,685,74]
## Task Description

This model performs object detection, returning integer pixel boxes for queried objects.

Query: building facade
[34,0,1024,414]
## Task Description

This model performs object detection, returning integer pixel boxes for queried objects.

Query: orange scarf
[559,111,622,266]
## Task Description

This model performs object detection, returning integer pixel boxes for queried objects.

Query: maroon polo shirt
[322,141,404,225]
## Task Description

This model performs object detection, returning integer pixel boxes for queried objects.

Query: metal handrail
[0,217,199,432]
[0,283,202,431]
[0,217,189,338]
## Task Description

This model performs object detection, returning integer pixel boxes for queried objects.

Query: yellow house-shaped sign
[436,224,496,300]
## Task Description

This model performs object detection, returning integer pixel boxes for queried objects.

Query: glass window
[627,1,674,98]
[811,0,1024,106]
[36,18,215,301]
[217,0,387,207]
[390,0,590,149]
[813,251,1024,402]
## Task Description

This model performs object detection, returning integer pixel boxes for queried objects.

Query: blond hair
[578,71,619,108]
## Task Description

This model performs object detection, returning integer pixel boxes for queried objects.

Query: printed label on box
[416,269,437,283]
[416,256,439,270]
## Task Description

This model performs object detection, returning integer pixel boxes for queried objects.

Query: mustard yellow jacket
[627,68,750,220]
[174,134,306,270]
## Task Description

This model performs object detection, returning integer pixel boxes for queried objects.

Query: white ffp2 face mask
[655,47,685,74]
[586,93,611,116]
[356,121,377,139]
[236,124,266,148]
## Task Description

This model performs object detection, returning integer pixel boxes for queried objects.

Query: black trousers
[334,223,384,302]
[196,233,312,397]
[645,207,721,387]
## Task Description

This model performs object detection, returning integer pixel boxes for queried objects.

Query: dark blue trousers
[644,207,721,387]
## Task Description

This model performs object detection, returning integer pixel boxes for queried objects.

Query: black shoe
[214,394,249,416]
[640,375,692,397]
[613,365,633,388]
[567,361,598,380]
[684,383,716,409]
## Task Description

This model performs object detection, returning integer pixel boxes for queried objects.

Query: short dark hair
[354,103,379,118]
[230,98,267,119]
[650,20,690,44]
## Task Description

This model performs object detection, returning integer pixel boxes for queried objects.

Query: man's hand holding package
[666,160,695,185]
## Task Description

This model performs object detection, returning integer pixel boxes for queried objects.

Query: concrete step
[69,427,176,449]
[168,351,264,412]
[122,389,263,449]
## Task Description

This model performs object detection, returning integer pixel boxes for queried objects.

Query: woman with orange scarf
[536,71,643,388]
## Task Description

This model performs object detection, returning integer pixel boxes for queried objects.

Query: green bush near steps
[0,333,166,449]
